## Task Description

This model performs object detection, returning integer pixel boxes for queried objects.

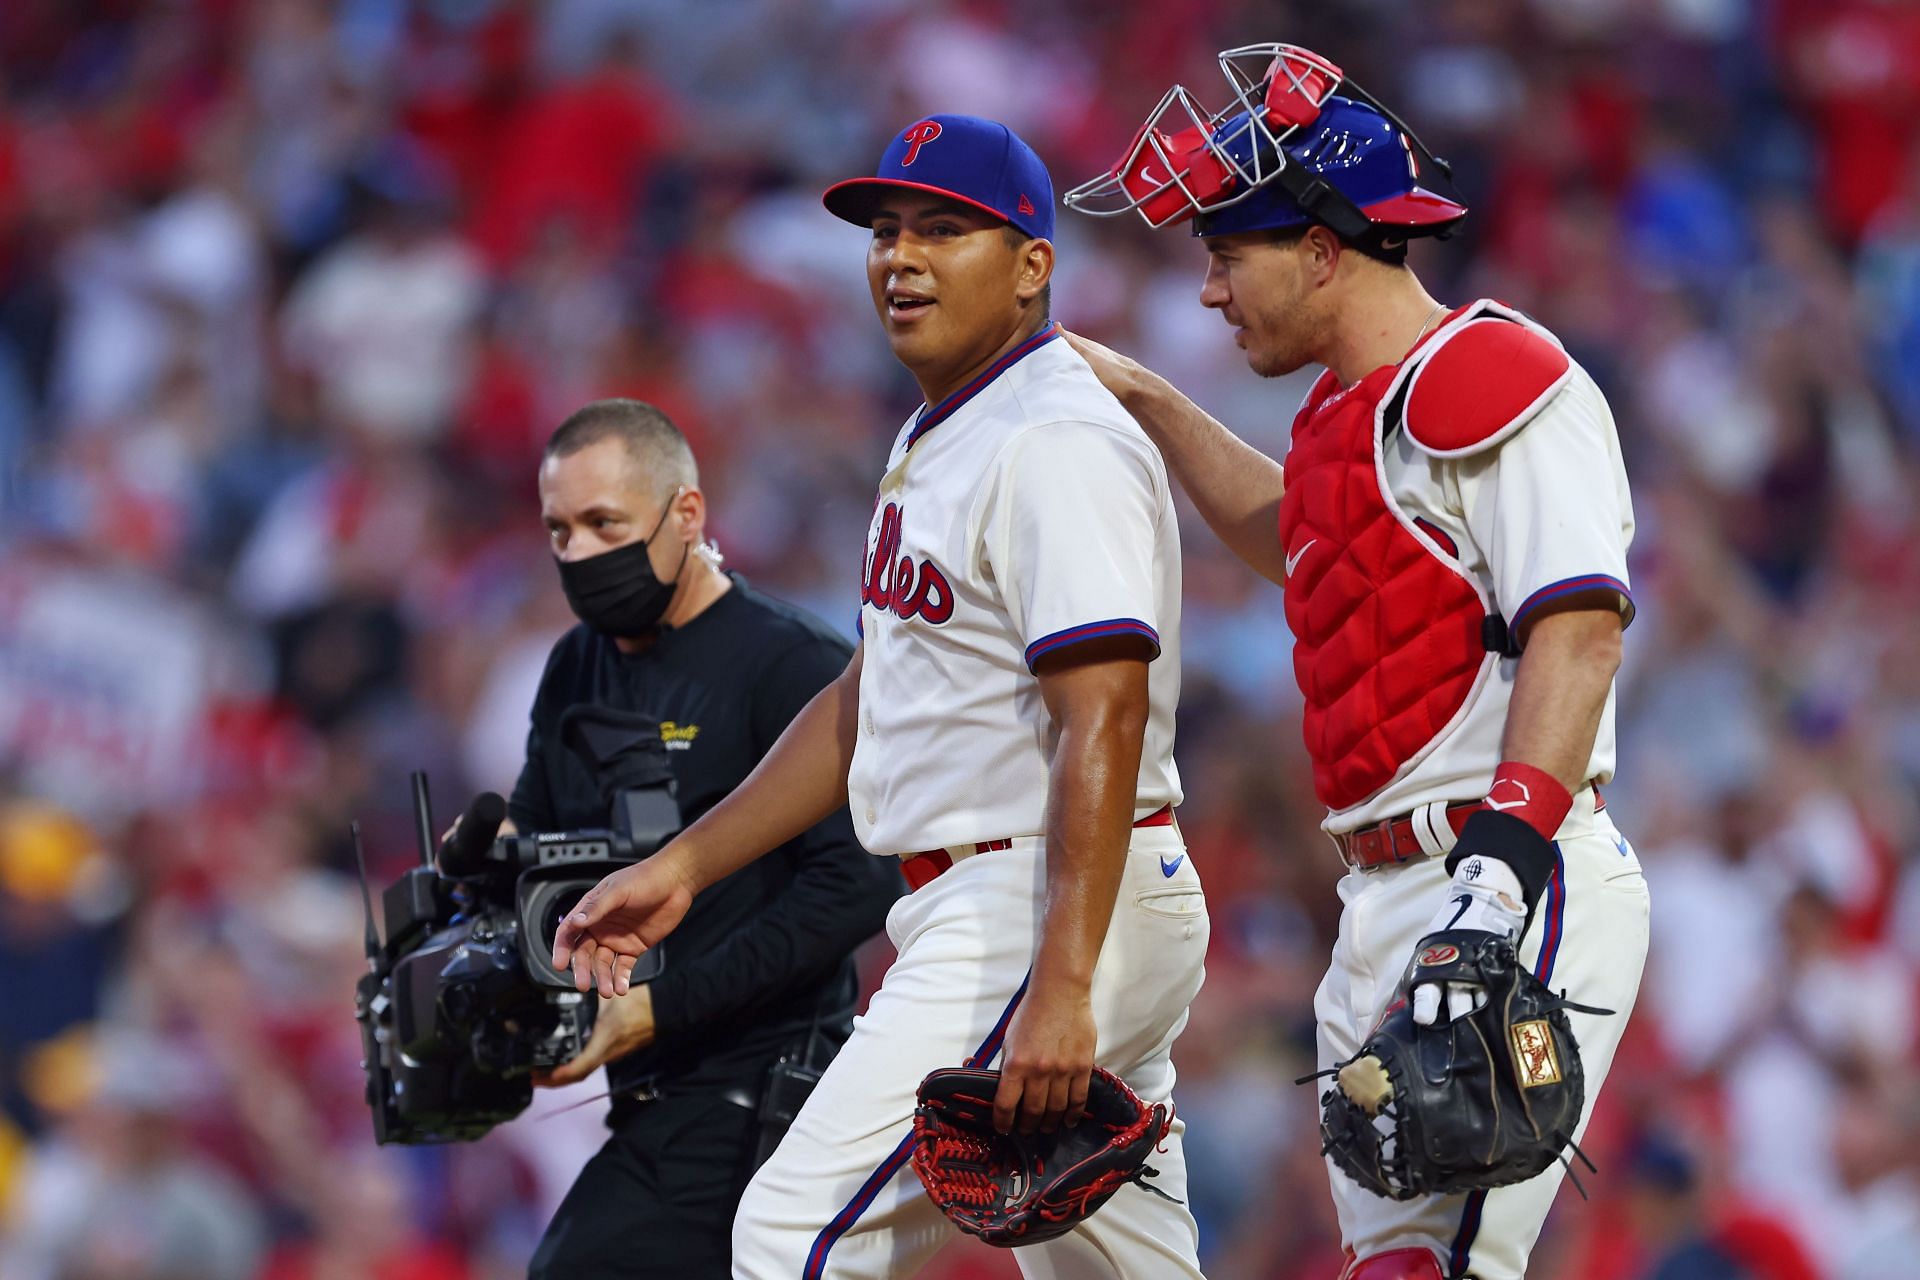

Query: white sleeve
[1455,371,1636,644]
[980,421,1166,672]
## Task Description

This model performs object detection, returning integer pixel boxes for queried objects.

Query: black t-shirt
[510,574,903,1092]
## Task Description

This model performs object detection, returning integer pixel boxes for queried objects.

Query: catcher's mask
[1062,43,1468,247]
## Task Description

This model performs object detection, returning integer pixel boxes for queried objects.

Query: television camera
[353,708,679,1143]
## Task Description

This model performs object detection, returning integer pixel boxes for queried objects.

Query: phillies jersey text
[846,324,1184,856]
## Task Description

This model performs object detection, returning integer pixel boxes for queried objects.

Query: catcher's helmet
[1064,44,1467,245]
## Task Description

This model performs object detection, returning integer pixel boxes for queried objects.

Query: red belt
[1332,785,1604,872]
[901,805,1175,892]
[1332,800,1480,871]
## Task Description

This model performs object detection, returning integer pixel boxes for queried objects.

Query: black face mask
[555,496,690,639]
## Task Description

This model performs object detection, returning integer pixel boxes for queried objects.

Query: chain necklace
[1410,301,1448,352]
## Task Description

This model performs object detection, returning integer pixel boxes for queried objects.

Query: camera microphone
[438,792,508,877]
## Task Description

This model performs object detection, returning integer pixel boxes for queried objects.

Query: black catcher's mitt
[910,1065,1176,1246]
[1307,930,1612,1201]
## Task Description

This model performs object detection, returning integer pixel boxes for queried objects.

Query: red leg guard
[1343,1248,1447,1280]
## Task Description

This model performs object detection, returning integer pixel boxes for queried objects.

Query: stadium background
[3,0,1918,1276]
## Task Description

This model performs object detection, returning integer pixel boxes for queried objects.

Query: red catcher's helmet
[1064,44,1468,245]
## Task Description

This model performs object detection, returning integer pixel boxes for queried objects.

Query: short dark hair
[1255,221,1410,267]
[544,399,697,497]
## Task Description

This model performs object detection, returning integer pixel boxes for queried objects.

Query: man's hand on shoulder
[553,846,701,997]
[533,986,655,1088]
[1062,329,1290,585]
[1062,329,1165,411]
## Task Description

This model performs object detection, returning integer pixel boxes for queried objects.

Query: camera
[353,708,680,1144]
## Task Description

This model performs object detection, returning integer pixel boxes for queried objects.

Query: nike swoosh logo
[1139,164,1167,186]
[1284,538,1317,577]
[1159,854,1185,878]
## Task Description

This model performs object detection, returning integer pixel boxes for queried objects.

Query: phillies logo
[862,502,954,625]
[900,120,942,166]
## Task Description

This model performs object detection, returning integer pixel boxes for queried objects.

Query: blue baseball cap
[824,114,1055,241]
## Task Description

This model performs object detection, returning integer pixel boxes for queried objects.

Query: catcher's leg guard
[1344,1248,1446,1280]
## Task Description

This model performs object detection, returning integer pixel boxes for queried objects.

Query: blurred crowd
[3,0,1919,1277]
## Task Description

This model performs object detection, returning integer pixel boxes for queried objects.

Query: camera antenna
[350,820,382,966]
[411,770,435,869]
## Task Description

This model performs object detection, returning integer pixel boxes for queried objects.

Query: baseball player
[553,115,1210,1279]
[1062,45,1650,1280]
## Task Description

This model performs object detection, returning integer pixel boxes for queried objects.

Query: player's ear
[1303,226,1342,288]
[1015,238,1054,306]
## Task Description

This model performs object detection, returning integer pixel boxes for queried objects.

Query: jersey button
[865,806,877,824]
[863,712,875,735]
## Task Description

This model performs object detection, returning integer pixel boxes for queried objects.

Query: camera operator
[510,399,903,1279]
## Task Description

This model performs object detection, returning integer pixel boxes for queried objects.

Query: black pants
[528,1090,761,1280]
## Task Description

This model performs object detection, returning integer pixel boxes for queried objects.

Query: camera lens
[534,890,570,952]
[515,874,655,989]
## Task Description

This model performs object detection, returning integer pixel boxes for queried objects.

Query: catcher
[1062,43,1651,1280]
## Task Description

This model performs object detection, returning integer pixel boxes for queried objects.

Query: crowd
[3,0,1919,1276]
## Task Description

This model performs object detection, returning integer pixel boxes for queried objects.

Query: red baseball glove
[910,1065,1177,1247]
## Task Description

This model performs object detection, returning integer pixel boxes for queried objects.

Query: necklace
[1411,301,1447,350]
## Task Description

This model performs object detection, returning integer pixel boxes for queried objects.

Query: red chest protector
[1277,301,1573,813]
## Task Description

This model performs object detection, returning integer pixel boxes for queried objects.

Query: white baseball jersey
[845,323,1184,857]
[1321,313,1636,833]
[733,321,1209,1280]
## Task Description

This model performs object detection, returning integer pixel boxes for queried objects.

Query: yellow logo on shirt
[660,721,700,751]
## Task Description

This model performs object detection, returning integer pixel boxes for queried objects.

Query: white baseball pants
[732,827,1210,1279]
[1315,790,1652,1279]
